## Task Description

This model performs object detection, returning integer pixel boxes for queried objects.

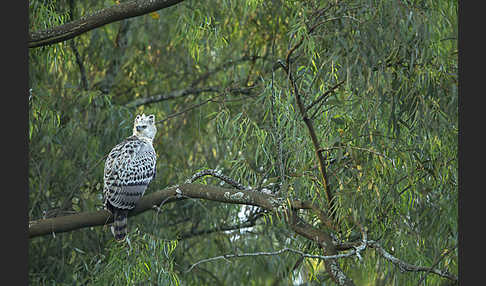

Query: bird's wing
[103,137,156,210]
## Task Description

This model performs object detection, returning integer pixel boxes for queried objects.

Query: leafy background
[29,0,457,285]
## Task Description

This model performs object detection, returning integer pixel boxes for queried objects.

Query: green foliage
[91,233,179,285]
[29,0,457,284]
[29,230,178,285]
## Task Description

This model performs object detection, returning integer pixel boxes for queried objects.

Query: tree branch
[190,55,263,87]
[27,180,458,282]
[69,40,89,91]
[127,87,221,108]
[287,209,355,286]
[68,0,89,91]
[182,221,458,282]
[334,239,457,281]
[279,59,335,216]
[185,245,365,273]
[369,241,458,281]
[185,168,247,190]
[154,95,222,125]
[127,86,254,108]
[29,183,284,238]
[29,0,184,48]
[416,245,457,285]
[277,9,352,220]
[305,79,345,114]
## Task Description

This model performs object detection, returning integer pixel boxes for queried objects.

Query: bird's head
[133,114,157,140]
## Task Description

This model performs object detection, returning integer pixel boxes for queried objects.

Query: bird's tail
[111,210,128,242]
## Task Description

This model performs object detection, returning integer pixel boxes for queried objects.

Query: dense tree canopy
[29,0,458,285]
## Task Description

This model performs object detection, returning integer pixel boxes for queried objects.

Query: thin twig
[185,169,246,191]
[305,80,345,113]
[155,96,221,125]
[127,86,220,107]
[191,55,263,87]
[319,145,392,162]
[130,85,254,108]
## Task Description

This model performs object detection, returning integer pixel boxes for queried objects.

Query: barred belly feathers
[103,114,157,241]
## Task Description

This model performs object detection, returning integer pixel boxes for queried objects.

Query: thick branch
[29,183,283,238]
[29,0,184,48]
[28,182,458,282]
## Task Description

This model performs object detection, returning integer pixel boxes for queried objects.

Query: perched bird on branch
[103,114,157,241]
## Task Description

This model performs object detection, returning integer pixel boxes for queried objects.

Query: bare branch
[185,245,365,273]
[29,0,184,48]
[185,169,247,190]
[291,237,459,282]
[368,241,458,281]
[185,231,457,282]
